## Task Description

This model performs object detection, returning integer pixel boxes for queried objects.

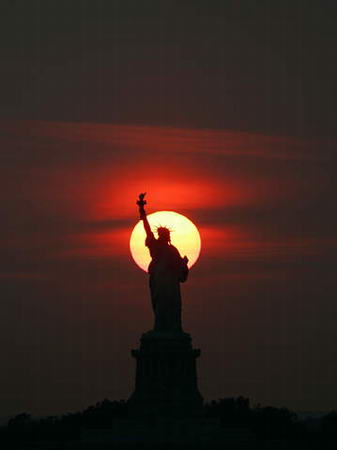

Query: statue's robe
[146,233,188,332]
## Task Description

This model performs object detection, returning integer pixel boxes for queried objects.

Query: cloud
[2,120,330,165]
[1,120,336,267]
[1,120,337,414]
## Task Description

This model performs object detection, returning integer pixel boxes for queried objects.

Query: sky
[1,1,337,417]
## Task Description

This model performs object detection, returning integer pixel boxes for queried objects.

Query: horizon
[1,1,337,418]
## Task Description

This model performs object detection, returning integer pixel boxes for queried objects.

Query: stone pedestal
[128,330,203,417]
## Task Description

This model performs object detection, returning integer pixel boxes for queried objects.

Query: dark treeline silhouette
[1,399,127,447]
[205,397,299,438]
[1,397,337,449]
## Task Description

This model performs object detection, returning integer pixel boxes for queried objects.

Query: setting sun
[130,211,201,272]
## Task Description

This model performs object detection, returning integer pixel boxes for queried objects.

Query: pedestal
[128,330,203,417]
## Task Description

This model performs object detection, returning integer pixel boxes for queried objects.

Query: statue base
[128,330,203,417]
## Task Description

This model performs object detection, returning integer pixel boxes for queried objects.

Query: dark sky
[1,1,337,417]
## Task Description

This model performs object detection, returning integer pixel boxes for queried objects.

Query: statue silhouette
[137,193,189,332]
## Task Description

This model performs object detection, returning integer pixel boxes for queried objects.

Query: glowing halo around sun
[130,211,201,272]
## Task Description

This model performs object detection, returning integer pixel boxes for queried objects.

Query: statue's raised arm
[137,192,152,238]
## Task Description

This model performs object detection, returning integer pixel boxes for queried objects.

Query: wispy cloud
[2,120,332,167]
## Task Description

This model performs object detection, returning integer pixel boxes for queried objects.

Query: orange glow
[91,167,246,221]
[130,211,201,272]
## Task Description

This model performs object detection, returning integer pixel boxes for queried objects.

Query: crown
[154,224,174,234]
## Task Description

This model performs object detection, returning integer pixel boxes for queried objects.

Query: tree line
[1,397,337,448]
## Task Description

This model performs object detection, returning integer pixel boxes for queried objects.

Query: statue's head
[157,226,171,243]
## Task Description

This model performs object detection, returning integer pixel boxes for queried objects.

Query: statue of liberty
[136,193,189,333]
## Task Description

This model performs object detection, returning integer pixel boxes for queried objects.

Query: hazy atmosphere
[1,1,337,418]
